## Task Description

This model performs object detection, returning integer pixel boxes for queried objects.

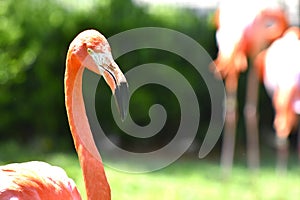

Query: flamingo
[211,0,288,175]
[255,27,300,172]
[0,29,129,199]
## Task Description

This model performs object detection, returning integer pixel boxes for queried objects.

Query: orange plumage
[0,161,81,199]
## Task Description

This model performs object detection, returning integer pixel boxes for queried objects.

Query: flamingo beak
[102,68,129,121]
[88,48,129,121]
[114,79,129,121]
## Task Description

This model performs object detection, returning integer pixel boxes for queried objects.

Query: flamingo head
[68,29,129,120]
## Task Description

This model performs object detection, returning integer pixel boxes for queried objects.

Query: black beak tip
[114,82,129,121]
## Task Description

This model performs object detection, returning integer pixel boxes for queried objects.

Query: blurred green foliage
[0,0,274,153]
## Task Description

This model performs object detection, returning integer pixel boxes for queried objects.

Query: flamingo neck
[65,63,111,200]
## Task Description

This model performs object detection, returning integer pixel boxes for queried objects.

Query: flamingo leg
[276,136,289,174]
[244,65,260,172]
[221,76,238,177]
[298,122,300,162]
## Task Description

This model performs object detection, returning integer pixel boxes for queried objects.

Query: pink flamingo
[255,27,300,172]
[0,29,129,199]
[211,0,288,175]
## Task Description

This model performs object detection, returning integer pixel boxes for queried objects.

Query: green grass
[104,158,300,200]
[1,142,300,200]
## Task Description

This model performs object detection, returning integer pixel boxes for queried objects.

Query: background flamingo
[0,29,129,199]
[211,0,288,176]
[255,27,300,173]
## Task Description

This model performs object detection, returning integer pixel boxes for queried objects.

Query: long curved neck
[65,59,111,200]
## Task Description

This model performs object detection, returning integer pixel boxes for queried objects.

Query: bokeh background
[1,0,221,152]
[0,0,287,153]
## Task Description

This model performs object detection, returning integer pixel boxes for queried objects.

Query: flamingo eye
[87,48,102,65]
[87,48,93,54]
[265,19,275,28]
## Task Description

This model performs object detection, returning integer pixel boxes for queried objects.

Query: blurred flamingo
[211,0,288,175]
[0,29,129,199]
[255,27,300,173]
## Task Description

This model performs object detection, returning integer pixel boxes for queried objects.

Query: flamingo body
[212,0,288,175]
[214,2,288,86]
[0,161,81,200]
[254,27,300,172]
[258,27,300,138]
[0,30,129,199]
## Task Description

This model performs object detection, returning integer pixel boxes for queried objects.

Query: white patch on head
[87,42,115,76]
